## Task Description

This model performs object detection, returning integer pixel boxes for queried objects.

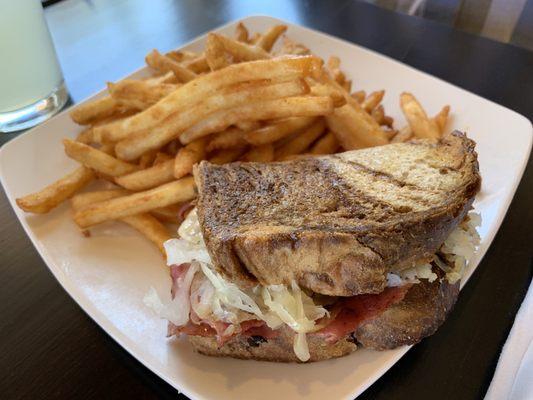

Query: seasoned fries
[180,96,336,144]
[115,79,311,160]
[310,131,339,154]
[94,55,322,143]
[107,80,177,111]
[362,90,385,113]
[211,33,270,61]
[207,128,248,151]
[433,105,450,133]
[115,159,174,191]
[70,97,120,125]
[242,144,275,162]
[145,49,197,82]
[120,213,172,255]
[209,147,246,164]
[205,33,231,70]
[174,138,207,179]
[16,21,453,255]
[400,92,440,139]
[63,139,138,177]
[235,22,250,43]
[275,118,326,160]
[244,117,315,145]
[256,25,287,51]
[16,167,95,213]
[73,177,196,228]
[71,190,171,255]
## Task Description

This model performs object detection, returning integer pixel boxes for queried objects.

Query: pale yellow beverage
[0,0,67,131]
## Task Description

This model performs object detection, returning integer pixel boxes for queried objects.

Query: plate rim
[0,14,532,400]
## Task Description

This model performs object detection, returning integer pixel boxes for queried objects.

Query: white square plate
[1,15,531,400]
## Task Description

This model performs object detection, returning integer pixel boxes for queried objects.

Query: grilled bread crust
[189,279,459,362]
[194,131,480,296]
[189,325,357,363]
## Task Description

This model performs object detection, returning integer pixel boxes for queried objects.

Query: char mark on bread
[194,131,480,296]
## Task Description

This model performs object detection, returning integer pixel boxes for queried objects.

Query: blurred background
[40,0,533,51]
[363,0,533,50]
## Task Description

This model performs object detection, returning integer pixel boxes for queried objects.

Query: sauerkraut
[161,209,327,361]
[440,212,481,283]
[387,212,481,286]
[151,208,481,361]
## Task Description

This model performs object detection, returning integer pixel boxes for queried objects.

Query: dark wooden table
[1,0,532,399]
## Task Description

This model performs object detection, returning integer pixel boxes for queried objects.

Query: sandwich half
[146,131,481,362]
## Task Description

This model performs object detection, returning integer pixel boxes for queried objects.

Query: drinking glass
[0,0,68,133]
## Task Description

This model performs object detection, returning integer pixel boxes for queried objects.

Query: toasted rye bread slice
[194,131,480,296]
[189,278,459,362]
[355,277,459,349]
[189,323,358,363]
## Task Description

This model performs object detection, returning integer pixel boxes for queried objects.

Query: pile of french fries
[16,22,450,256]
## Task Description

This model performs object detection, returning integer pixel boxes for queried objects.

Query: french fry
[309,82,346,104]
[256,25,287,51]
[207,128,248,151]
[63,139,138,177]
[279,36,310,55]
[275,118,326,159]
[326,105,388,149]
[400,92,440,139]
[351,90,366,103]
[145,49,197,82]
[433,105,450,134]
[362,90,385,113]
[383,128,398,141]
[73,177,196,228]
[314,77,389,149]
[234,121,261,131]
[242,144,274,162]
[205,33,231,71]
[310,131,339,154]
[151,204,184,223]
[235,22,249,43]
[120,213,172,255]
[138,150,157,168]
[211,33,270,61]
[209,147,247,164]
[71,189,128,210]
[71,189,172,255]
[327,56,346,86]
[93,56,322,142]
[16,167,95,214]
[244,117,316,145]
[143,71,176,85]
[174,138,207,179]
[383,117,394,128]
[115,159,174,191]
[370,105,394,128]
[165,50,198,63]
[115,79,310,159]
[153,152,173,165]
[341,80,352,92]
[107,80,177,110]
[250,32,261,44]
[70,96,120,125]
[183,56,210,73]
[76,128,94,144]
[180,96,336,144]
[391,126,413,143]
